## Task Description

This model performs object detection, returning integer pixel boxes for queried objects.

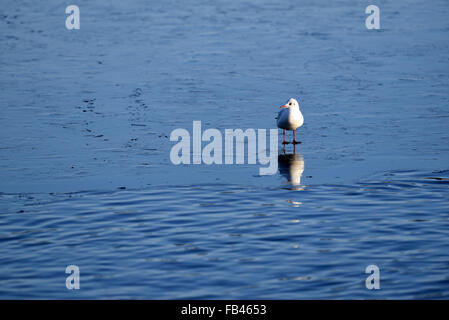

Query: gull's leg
[282,129,288,144]
[293,130,301,144]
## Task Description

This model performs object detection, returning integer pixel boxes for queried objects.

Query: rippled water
[1,0,449,298]
[1,170,449,299]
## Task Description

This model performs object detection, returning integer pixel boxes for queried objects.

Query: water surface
[1,0,448,298]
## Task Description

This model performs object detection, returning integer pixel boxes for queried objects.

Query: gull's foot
[292,140,302,144]
[282,141,291,145]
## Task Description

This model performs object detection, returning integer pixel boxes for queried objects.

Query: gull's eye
[289,102,292,105]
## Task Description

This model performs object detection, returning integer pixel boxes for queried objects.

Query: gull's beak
[280,105,287,109]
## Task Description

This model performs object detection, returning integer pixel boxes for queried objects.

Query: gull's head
[280,98,299,109]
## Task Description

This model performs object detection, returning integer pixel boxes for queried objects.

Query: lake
[0,0,448,299]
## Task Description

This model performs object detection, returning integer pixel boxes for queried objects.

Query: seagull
[277,98,304,144]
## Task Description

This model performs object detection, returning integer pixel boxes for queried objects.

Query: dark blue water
[1,170,449,299]
[1,0,449,298]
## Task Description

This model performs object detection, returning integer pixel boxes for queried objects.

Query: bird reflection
[278,147,305,190]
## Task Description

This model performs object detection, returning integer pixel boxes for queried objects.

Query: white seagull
[277,98,304,144]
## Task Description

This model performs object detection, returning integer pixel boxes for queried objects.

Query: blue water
[1,0,449,298]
